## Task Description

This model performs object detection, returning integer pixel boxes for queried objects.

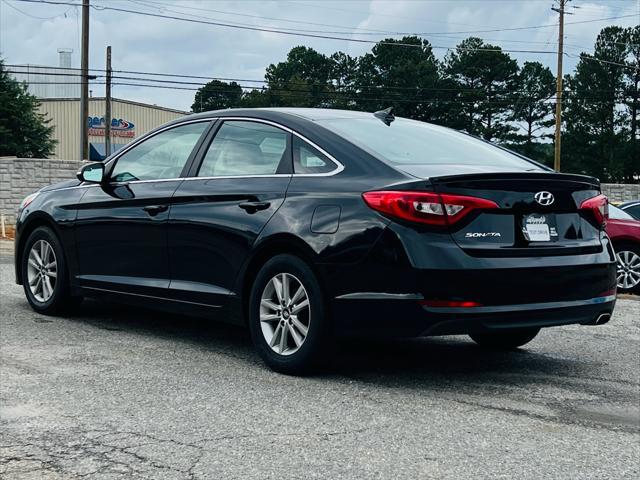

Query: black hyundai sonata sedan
[15,108,617,374]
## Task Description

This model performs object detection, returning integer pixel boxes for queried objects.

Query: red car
[607,204,640,294]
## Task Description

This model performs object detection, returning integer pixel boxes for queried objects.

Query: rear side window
[317,117,541,170]
[293,136,335,174]
[198,121,289,177]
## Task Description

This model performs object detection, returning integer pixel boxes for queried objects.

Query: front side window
[198,121,289,177]
[293,136,336,174]
[110,122,209,182]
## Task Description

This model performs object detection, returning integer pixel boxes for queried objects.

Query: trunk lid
[412,170,603,257]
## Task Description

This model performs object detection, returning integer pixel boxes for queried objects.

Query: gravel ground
[1,254,639,479]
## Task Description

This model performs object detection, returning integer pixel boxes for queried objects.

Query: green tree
[240,88,272,108]
[562,26,629,181]
[329,51,358,109]
[621,25,639,182]
[0,59,56,158]
[355,36,440,120]
[192,80,243,113]
[508,61,555,161]
[443,37,519,141]
[265,46,334,107]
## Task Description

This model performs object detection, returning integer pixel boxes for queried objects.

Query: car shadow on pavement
[56,298,591,387]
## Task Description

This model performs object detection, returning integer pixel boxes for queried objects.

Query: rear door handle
[239,201,271,213]
[143,205,168,216]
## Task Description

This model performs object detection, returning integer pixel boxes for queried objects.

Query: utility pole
[552,0,569,172]
[105,46,112,157]
[79,0,90,161]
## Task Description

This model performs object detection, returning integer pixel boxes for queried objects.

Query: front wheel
[469,328,540,350]
[248,254,330,375]
[21,226,81,314]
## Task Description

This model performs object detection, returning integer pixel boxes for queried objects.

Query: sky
[1,0,638,111]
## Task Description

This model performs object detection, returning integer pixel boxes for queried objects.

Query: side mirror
[77,162,105,183]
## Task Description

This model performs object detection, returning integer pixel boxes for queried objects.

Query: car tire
[248,254,330,375]
[21,226,81,315]
[469,327,540,350]
[614,243,640,294]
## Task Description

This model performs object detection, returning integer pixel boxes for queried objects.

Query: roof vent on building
[57,48,73,68]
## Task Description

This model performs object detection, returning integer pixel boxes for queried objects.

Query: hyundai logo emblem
[534,191,555,206]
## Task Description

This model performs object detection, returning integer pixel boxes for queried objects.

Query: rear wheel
[469,327,539,350]
[21,226,81,314]
[615,243,640,294]
[248,254,329,375]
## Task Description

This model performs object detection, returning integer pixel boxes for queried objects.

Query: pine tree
[563,27,629,181]
[443,37,519,141]
[508,61,555,163]
[0,59,56,158]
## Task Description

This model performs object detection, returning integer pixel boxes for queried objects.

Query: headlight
[19,191,40,211]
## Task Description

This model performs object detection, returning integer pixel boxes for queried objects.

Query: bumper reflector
[419,300,483,308]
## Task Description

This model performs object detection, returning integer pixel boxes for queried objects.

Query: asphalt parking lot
[1,250,639,479]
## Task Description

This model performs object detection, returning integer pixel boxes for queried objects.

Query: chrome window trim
[55,174,294,191]
[183,174,292,182]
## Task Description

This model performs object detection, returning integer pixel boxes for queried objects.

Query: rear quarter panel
[607,219,640,245]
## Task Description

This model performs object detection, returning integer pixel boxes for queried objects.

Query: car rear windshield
[316,117,541,169]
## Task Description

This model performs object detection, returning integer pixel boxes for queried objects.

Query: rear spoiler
[428,172,600,189]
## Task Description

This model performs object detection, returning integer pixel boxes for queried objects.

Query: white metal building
[38,98,189,160]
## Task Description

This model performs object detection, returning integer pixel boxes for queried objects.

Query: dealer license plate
[523,214,552,242]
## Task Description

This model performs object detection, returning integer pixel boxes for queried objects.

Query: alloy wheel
[27,239,58,303]
[260,273,310,356]
[616,250,640,290]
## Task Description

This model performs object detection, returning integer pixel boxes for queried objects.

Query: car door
[167,119,292,307]
[74,120,211,297]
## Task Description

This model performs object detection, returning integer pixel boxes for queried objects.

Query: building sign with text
[88,116,135,138]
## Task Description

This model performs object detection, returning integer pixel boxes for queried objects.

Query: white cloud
[1,0,637,111]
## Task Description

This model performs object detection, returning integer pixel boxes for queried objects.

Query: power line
[14,0,639,45]
[118,0,602,48]
[139,0,508,30]
[9,68,627,95]
[8,1,638,63]
[14,79,631,105]
[19,0,542,53]
[1,0,73,18]
[567,53,639,70]
[287,0,587,32]
[119,0,412,36]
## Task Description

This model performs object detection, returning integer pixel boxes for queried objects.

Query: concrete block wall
[601,184,640,203]
[0,157,82,226]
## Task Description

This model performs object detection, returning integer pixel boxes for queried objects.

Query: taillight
[362,191,498,226]
[579,194,608,227]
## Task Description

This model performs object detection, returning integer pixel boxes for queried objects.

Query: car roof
[620,200,640,208]
[182,107,379,123]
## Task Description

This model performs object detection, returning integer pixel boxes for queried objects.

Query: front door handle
[239,201,271,213]
[143,205,168,216]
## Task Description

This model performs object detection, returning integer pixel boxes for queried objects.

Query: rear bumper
[332,294,616,337]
